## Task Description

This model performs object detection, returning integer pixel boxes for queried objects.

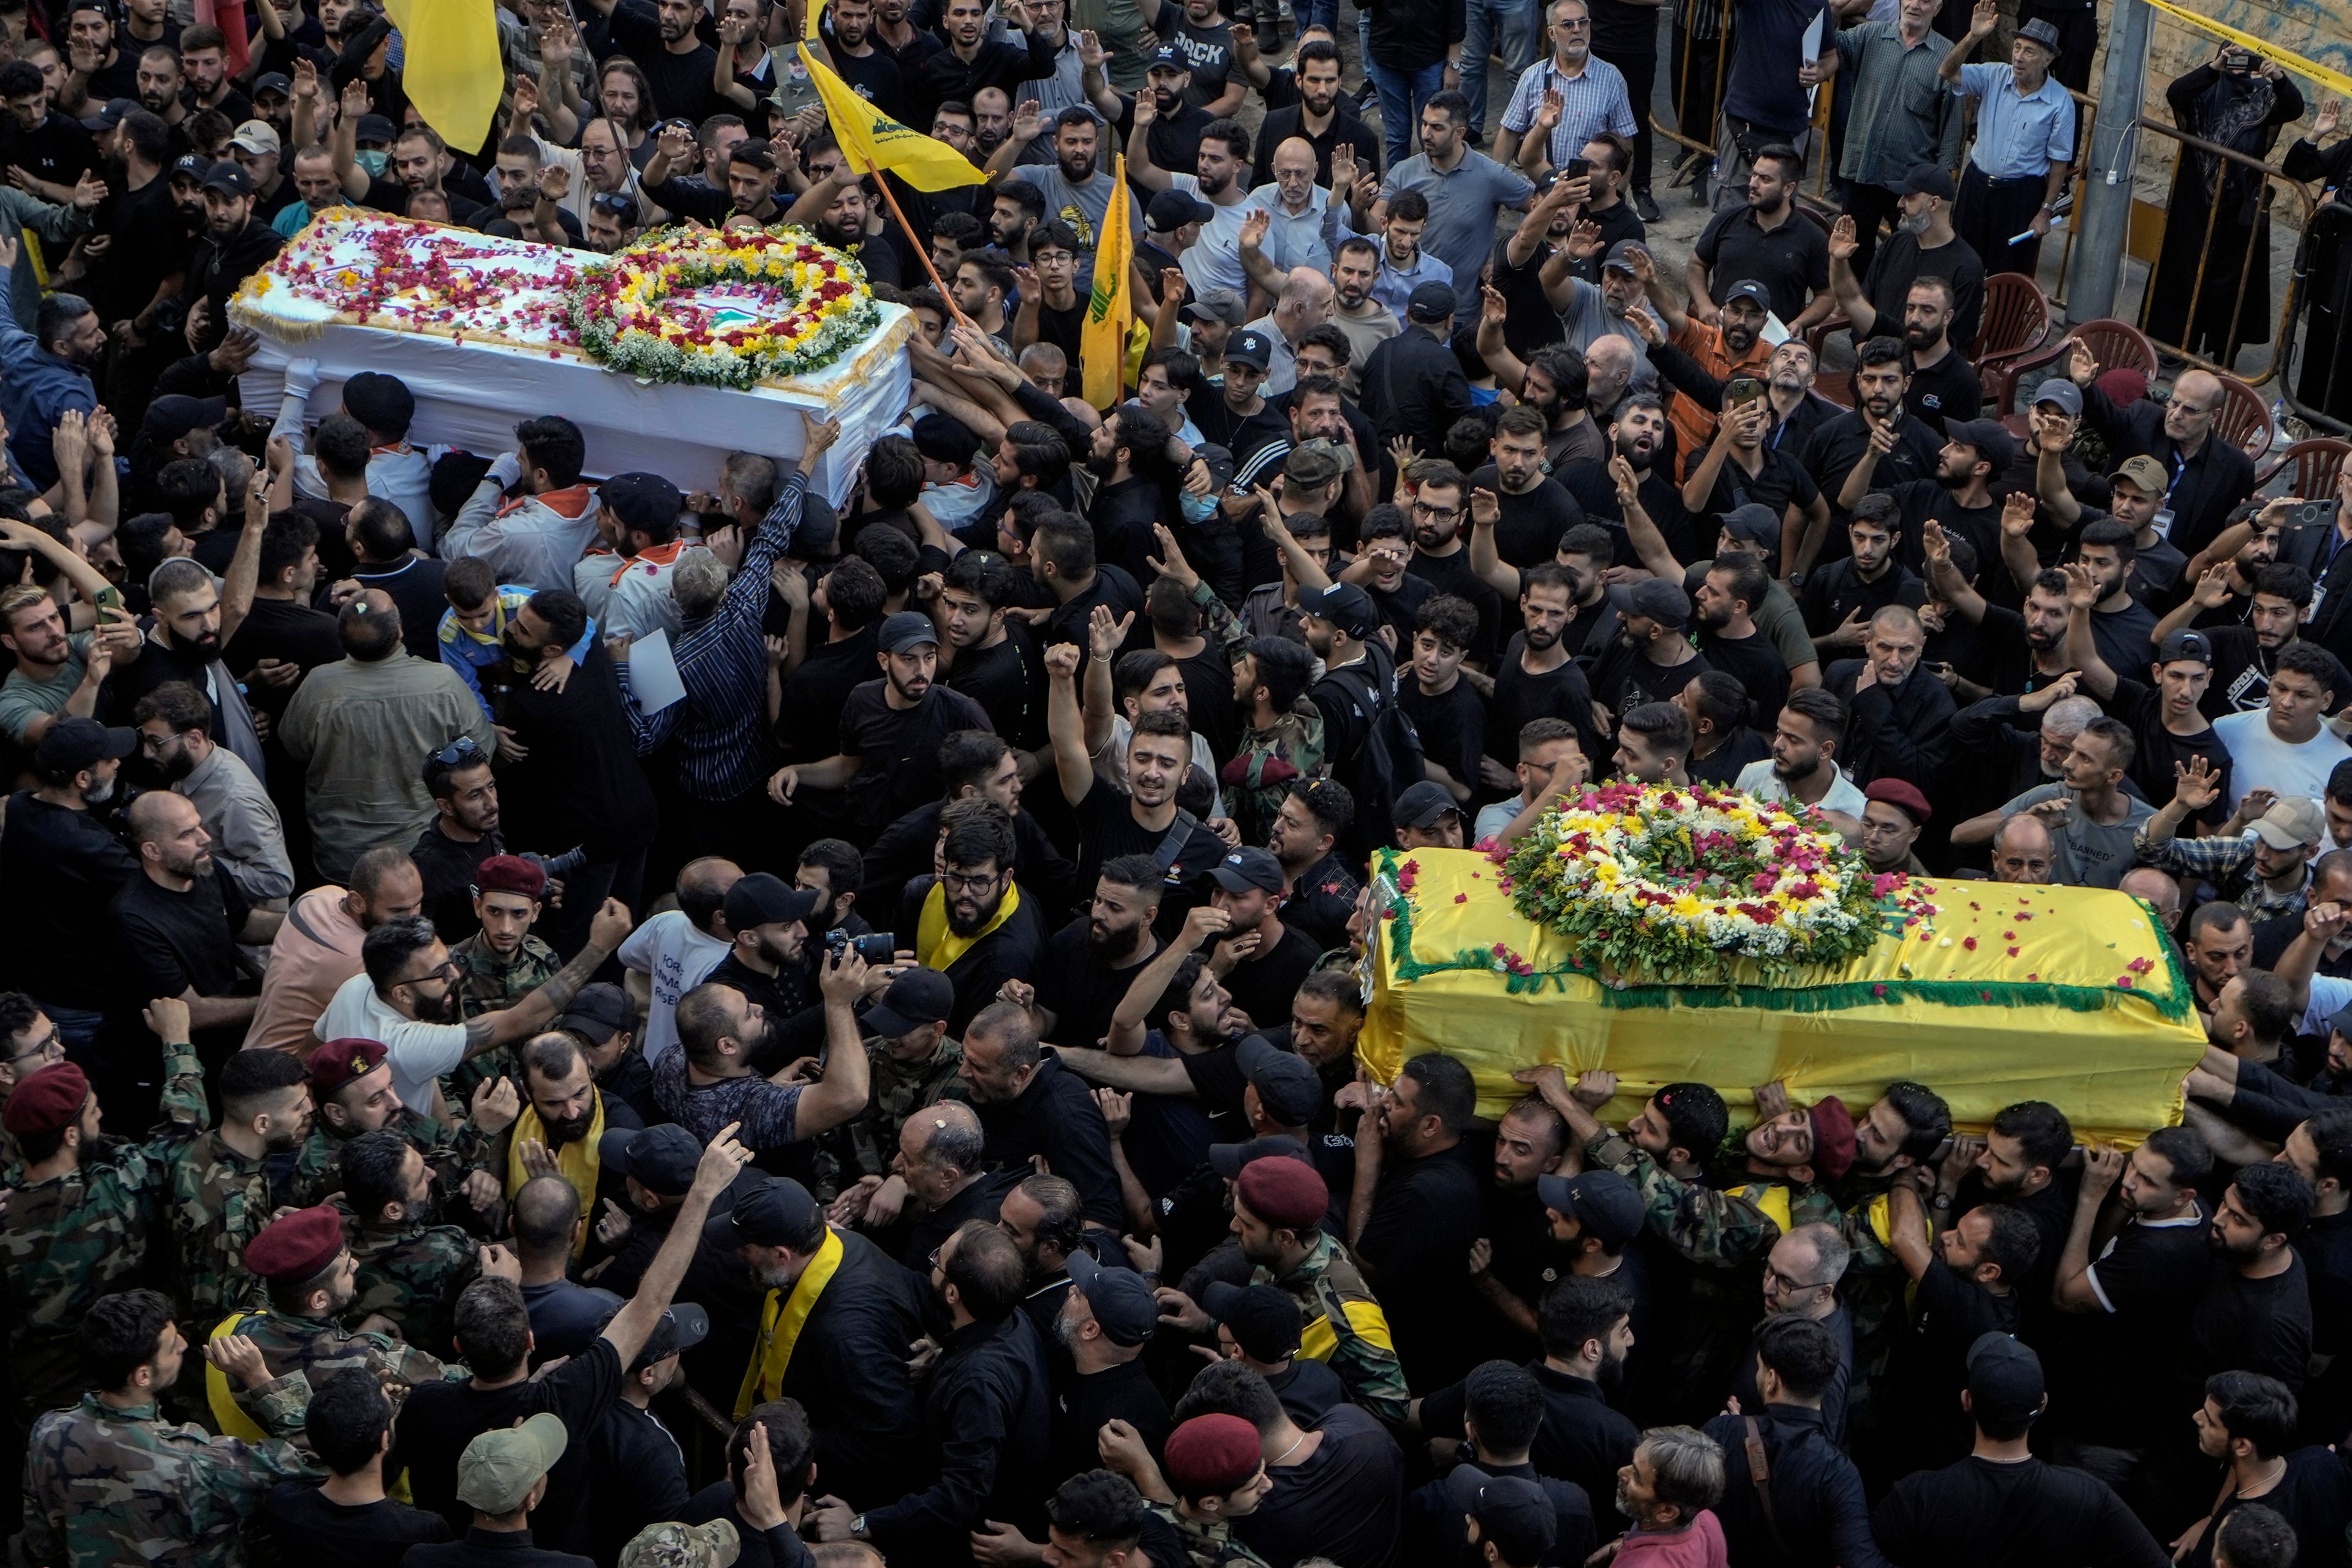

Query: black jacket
[400,1526,594,1568]
[772,1229,933,1510]
[2079,380,2256,558]
[676,1487,817,1568]
[1405,1459,1597,1568]
[1701,1404,1890,1568]
[862,802,1076,922]
[1360,324,1474,448]
[1825,658,1954,790]
[891,873,1050,1040]
[862,1310,1054,1563]
[497,638,659,856]
[976,1055,1122,1227]
[583,1402,690,1568]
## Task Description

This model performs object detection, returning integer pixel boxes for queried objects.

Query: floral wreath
[569,224,881,390]
[1494,782,1932,984]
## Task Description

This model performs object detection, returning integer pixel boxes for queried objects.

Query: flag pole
[861,156,978,334]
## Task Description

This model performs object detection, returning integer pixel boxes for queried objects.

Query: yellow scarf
[206,1313,266,1439]
[734,1226,845,1417]
[506,1094,606,1256]
[916,877,1022,973]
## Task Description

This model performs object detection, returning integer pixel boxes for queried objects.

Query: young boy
[1400,594,1488,804]
[435,557,536,720]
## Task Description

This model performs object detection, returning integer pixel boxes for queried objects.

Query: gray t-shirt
[1005,164,1144,288]
[1997,783,2156,889]
[0,628,88,747]
[1380,150,1534,299]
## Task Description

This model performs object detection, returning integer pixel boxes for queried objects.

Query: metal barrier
[2124,118,2316,386]
[1652,0,1732,168]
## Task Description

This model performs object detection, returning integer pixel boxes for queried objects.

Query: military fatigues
[1586,1131,1845,1268]
[23,1385,318,1568]
[0,1041,208,1421]
[348,1221,480,1354]
[290,1105,499,1212]
[1229,707,1329,849]
[168,1136,288,1340]
[1147,1503,1272,1568]
[224,1310,462,1395]
[1249,1231,1409,1424]
[443,932,559,1103]
[835,1036,970,1182]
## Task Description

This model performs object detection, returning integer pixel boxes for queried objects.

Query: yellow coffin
[1359,849,2207,1144]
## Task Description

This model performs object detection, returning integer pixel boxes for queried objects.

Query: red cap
[473,854,548,900]
[243,1204,348,1281]
[1236,1157,1328,1233]
[308,1038,388,1095]
[2,1061,88,1136]
[1864,778,1932,826]
[1163,1414,1265,1497]
[1808,1095,1857,1181]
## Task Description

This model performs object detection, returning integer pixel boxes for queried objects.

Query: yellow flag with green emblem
[796,43,985,191]
[1080,153,1133,410]
[381,0,503,153]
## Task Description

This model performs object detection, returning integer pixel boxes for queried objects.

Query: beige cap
[453,1412,568,1514]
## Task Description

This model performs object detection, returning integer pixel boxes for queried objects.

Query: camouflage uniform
[0,1041,208,1420]
[1226,706,1328,849]
[168,1136,288,1340]
[22,1384,318,1568]
[347,1219,480,1354]
[1248,1230,1409,1424]
[1144,1503,1270,1568]
[1585,1131,1844,1268]
[443,931,559,1102]
[835,1035,970,1182]
[226,1308,461,1393]
[290,1105,498,1211]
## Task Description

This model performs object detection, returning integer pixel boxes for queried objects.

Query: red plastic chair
[2255,437,2352,496]
[1985,317,2160,416]
[1972,273,2051,390]
[2211,372,2275,463]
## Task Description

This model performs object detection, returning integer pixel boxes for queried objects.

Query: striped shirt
[1833,21,1962,187]
[613,470,805,802]
[1951,62,2076,179]
[1498,55,1639,173]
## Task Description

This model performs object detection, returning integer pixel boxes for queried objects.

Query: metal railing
[2123,118,2316,386]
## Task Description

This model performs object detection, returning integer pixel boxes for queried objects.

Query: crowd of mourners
[2,0,2352,1562]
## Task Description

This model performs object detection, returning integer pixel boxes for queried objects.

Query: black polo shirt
[1904,346,1983,423]
[1806,410,1944,530]
[1695,443,1820,532]
[1468,465,1588,567]
[1863,229,1988,352]
[1694,202,1829,324]
[1249,102,1384,188]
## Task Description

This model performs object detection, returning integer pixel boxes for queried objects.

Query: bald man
[2069,347,2256,559]
[1240,138,1336,299]
[1991,812,2056,884]
[114,791,284,1048]
[2119,865,2184,930]
[883,1100,1024,1270]
[1826,604,1954,793]
[1245,266,1338,396]
[1586,334,1640,417]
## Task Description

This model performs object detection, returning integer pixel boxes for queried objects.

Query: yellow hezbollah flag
[1359,850,2205,1145]
[1082,154,1133,410]
[381,0,502,154]
[796,44,984,191]
[804,0,826,41]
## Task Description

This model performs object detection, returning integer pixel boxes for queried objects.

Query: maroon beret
[243,1204,348,1281]
[1809,1095,1858,1182]
[2,1062,89,1136]
[309,1038,388,1096]
[1236,1156,1328,1233]
[1163,1414,1265,1497]
[473,854,548,900]
[1863,778,1932,826]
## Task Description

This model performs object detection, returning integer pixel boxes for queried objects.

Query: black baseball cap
[863,968,956,1037]
[1202,1281,1302,1360]
[600,1123,704,1197]
[1147,188,1215,232]
[1446,1467,1558,1565]
[559,982,632,1044]
[1901,163,1956,200]
[2157,629,2214,667]
[626,1302,710,1373]
[1206,1133,1311,1180]
[879,609,941,653]
[706,1175,823,1250]
[1406,281,1458,322]
[1297,581,1378,641]
[253,72,294,98]
[1236,1036,1323,1128]
[1942,416,2018,472]
[1224,329,1273,371]
[722,872,820,931]
[80,97,134,132]
[200,162,254,196]
[1147,44,1189,71]
[170,154,213,182]
[1203,847,1283,894]
[1392,779,1461,831]
[1066,1253,1158,1346]
[1536,1169,1645,1248]
[1720,279,1773,311]
[1966,1332,2045,1425]
[600,472,684,540]
[34,716,136,777]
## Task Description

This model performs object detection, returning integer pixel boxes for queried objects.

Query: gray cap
[1600,240,1645,275]
[2032,377,2084,415]
[1616,577,1690,628]
[2016,17,2061,51]
[1720,502,1781,546]
[1183,288,1247,326]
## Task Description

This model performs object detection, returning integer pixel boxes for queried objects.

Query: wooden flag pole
[862,156,978,334]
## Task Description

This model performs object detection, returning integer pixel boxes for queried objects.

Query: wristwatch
[851,1515,868,1539]
[1930,1193,1954,1210]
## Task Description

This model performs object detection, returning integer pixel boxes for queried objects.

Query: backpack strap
[1743,1415,1798,1562]
[1153,806,1203,876]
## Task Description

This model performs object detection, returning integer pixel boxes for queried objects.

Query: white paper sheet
[1803,12,1826,110]
[627,630,687,714]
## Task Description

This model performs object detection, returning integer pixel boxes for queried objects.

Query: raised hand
[1967,0,1997,35]
[2001,488,2037,538]
[1088,603,1133,661]
[2059,559,2099,609]
[2173,754,2221,813]
[2318,96,2343,137]
[2067,337,2099,388]
[1828,213,1858,262]
[1239,206,1270,251]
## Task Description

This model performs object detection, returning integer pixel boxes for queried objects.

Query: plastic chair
[2254,437,2352,496]
[2211,372,2275,463]
[1972,273,2051,392]
[1985,317,2161,416]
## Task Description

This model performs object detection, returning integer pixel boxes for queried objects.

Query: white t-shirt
[619,909,731,1064]
[315,971,470,1114]
[1734,758,1870,818]
[2214,709,2352,812]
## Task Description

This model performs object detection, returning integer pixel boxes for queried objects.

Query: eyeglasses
[1765,1267,1831,1295]
[1553,15,1591,27]
[1412,500,1463,521]
[941,869,1001,892]
[401,958,461,987]
[7,1027,62,1071]
[428,736,484,767]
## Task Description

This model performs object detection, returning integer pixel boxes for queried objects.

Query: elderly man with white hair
[1240,267,1336,396]
[1238,137,1335,292]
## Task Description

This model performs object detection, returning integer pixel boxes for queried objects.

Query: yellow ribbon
[506,1093,606,1257]
[734,1226,845,1417]
[916,878,1022,974]
[2137,0,2352,101]
[206,1314,266,1439]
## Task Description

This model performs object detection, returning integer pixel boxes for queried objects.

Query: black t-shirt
[1033,914,1151,1049]
[1885,1260,2021,1468]
[2108,674,2230,829]
[1698,445,1819,533]
[2078,1204,2212,1437]
[1406,549,1503,668]
[1872,1457,2169,1568]
[1354,1140,1485,1389]
[1487,242,1568,359]
[1863,230,1987,353]
[1491,643,1600,767]
[6,112,94,195]
[1694,625,1789,724]
[2192,1253,2313,1394]
[1401,676,1487,790]
[1469,466,1588,568]
[1796,559,1928,640]
[221,597,344,717]
[1884,478,2003,578]
[1691,723,1771,784]
[1050,1359,1172,1490]
[1234,1404,1406,1568]
[103,173,195,327]
[837,679,993,831]
[1036,296,1087,370]
[827,43,908,120]
[1805,410,1943,530]
[1905,347,1984,423]
[1069,774,1226,921]
[263,1485,453,1568]
[1220,921,1321,1032]
[1694,204,1830,324]
[1153,10,1235,107]
[1365,571,1438,653]
[947,628,1046,752]
[110,864,251,1012]
[390,1336,624,1553]
[1043,565,1147,655]
[1591,639,1708,719]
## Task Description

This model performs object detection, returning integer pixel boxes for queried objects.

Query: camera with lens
[825,929,897,963]
[521,845,590,882]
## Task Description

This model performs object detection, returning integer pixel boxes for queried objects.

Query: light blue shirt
[1245,182,1334,279]
[1324,204,1454,323]
[1951,62,2076,179]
